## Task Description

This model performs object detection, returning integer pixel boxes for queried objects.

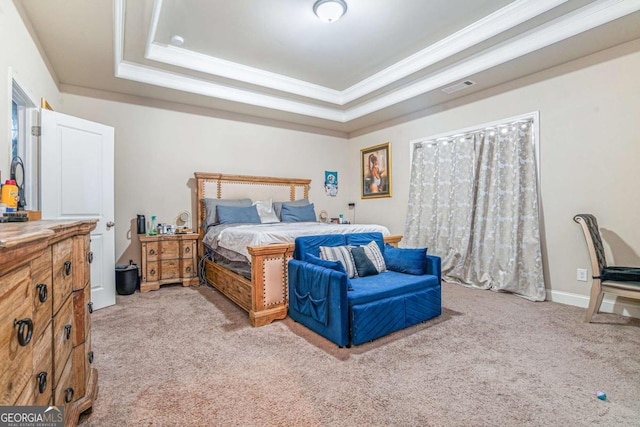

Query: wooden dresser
[139,233,199,292]
[0,220,98,426]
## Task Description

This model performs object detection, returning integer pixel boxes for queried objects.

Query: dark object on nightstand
[115,260,139,295]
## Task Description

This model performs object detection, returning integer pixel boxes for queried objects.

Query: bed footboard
[204,243,295,327]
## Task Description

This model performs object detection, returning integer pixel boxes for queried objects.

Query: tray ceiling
[16,0,640,135]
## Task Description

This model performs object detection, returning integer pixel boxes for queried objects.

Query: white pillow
[253,199,280,224]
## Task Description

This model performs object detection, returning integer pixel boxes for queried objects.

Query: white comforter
[204,222,391,261]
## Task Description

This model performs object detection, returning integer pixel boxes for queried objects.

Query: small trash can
[115,260,139,295]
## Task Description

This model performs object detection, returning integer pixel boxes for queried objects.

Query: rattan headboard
[194,172,311,247]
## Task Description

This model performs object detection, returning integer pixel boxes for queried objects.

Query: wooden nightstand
[138,233,199,292]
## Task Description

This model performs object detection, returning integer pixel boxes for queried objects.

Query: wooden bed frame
[195,172,402,327]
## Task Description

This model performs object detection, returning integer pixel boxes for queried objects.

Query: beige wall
[348,40,640,316]
[60,94,351,265]
[7,0,639,315]
[0,1,60,175]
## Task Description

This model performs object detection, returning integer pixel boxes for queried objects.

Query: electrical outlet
[577,268,588,282]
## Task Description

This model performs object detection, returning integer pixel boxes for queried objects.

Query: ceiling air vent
[441,80,476,94]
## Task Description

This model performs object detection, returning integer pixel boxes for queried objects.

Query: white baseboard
[547,289,640,319]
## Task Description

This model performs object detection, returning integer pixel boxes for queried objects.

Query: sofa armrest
[425,255,442,284]
[288,260,350,347]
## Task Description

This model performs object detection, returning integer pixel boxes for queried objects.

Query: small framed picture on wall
[361,142,391,199]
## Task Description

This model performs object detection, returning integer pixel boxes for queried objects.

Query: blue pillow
[384,244,427,275]
[281,203,316,222]
[216,205,261,224]
[307,254,346,274]
[201,198,252,229]
[273,199,309,220]
[307,254,352,290]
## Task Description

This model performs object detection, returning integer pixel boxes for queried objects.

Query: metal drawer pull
[88,251,94,264]
[37,372,47,394]
[150,269,156,275]
[64,261,72,276]
[14,318,33,346]
[37,283,48,302]
[88,351,94,364]
[64,387,74,403]
[186,266,191,273]
[64,324,72,340]
[185,246,191,253]
[88,302,94,314]
[149,249,156,255]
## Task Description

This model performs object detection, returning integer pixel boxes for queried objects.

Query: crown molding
[115,61,347,122]
[146,42,344,104]
[114,0,640,123]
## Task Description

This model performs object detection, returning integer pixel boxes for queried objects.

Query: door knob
[106,221,115,230]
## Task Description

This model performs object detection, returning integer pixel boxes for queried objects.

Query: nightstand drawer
[182,259,195,278]
[147,260,180,280]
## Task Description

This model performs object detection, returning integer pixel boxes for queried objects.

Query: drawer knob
[36,283,48,303]
[88,251,94,264]
[13,318,33,346]
[37,371,47,394]
[150,269,156,276]
[186,266,191,273]
[64,387,74,403]
[185,246,191,253]
[88,302,94,314]
[64,261,72,276]
[64,324,72,340]
[88,351,94,364]
[149,249,156,255]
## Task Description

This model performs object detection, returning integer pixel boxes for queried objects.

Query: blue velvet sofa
[288,232,441,347]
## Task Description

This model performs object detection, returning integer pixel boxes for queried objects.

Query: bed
[195,172,402,327]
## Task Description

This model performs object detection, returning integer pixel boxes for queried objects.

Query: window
[11,79,37,210]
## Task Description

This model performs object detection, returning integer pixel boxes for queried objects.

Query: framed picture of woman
[361,142,391,199]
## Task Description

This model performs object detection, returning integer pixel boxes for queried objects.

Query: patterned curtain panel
[404,118,545,301]
[405,137,475,282]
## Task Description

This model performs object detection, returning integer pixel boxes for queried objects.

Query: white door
[40,109,115,309]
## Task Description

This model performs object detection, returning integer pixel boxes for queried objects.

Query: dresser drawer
[32,322,53,406]
[53,296,74,388]
[72,236,88,291]
[54,356,78,412]
[72,284,91,347]
[83,234,91,288]
[0,265,34,405]
[72,344,86,399]
[32,247,53,342]
[52,238,74,315]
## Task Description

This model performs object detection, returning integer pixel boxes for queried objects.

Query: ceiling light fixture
[313,0,347,23]
[170,35,184,46]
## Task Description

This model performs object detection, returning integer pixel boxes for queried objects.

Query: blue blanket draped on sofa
[290,263,331,325]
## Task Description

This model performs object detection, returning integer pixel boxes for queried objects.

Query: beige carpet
[79,282,640,426]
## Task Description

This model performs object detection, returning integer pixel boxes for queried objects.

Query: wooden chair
[574,214,640,322]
